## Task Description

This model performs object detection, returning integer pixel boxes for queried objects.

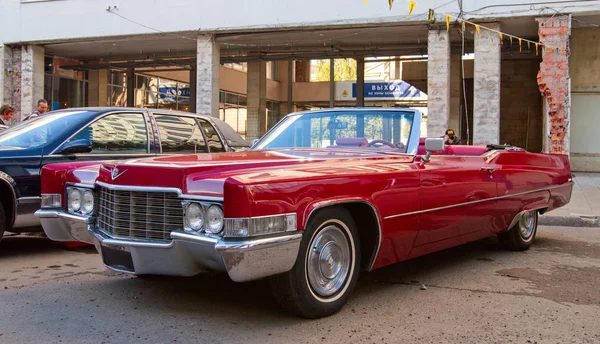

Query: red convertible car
[35,108,572,318]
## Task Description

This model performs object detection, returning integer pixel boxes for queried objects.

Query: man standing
[24,99,49,120]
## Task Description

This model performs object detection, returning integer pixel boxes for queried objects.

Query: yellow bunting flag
[474,24,481,37]
[499,32,503,45]
[518,38,522,52]
[535,43,539,55]
[446,14,451,32]
[549,46,553,54]
[388,0,394,10]
[428,8,434,22]
[365,0,368,4]
[408,1,416,16]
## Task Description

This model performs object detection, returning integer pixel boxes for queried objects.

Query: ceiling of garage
[39,16,552,70]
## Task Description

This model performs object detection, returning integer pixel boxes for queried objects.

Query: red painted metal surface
[40,147,573,271]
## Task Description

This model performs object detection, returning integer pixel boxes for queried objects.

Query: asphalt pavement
[1,225,599,344]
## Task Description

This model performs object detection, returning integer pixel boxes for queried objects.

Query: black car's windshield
[0,110,94,149]
[253,110,416,152]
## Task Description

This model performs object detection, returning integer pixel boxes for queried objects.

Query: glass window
[71,113,148,154]
[254,110,414,152]
[0,110,94,149]
[155,115,208,154]
[198,119,225,153]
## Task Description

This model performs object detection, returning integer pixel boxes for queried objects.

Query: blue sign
[159,86,191,100]
[352,81,423,98]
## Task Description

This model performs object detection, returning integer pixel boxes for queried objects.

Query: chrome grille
[96,187,184,241]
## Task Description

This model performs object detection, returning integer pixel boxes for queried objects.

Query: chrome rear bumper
[35,209,302,282]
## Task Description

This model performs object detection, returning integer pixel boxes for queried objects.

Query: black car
[0,107,249,241]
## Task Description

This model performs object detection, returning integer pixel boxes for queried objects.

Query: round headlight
[68,188,82,212]
[205,205,224,234]
[81,190,94,214]
[185,203,204,231]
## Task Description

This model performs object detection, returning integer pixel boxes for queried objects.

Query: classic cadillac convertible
[35,108,572,318]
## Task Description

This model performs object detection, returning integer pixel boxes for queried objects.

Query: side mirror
[250,138,259,148]
[57,139,92,154]
[422,138,445,162]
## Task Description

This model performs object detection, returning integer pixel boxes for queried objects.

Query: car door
[414,155,499,246]
[43,111,157,167]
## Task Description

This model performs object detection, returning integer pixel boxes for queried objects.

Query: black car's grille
[96,186,184,242]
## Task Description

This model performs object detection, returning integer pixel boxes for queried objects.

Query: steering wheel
[366,139,397,149]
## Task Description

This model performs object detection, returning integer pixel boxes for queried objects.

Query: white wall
[3,0,600,44]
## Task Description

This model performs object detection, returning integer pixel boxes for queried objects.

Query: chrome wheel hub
[307,225,351,297]
[519,210,536,240]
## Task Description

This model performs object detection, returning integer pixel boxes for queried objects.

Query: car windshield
[253,110,416,153]
[0,110,94,149]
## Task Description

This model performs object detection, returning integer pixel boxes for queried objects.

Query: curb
[539,215,600,227]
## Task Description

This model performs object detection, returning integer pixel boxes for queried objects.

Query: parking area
[1,225,599,344]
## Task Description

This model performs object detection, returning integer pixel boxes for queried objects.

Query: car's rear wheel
[270,207,361,319]
[498,210,538,251]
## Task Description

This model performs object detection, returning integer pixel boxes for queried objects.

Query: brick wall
[536,16,571,154]
[500,59,543,152]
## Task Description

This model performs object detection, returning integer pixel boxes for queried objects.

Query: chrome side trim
[95,181,224,202]
[67,182,95,189]
[384,182,573,220]
[16,196,41,201]
[304,199,382,272]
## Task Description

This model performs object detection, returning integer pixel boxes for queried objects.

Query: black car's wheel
[498,210,538,251]
[0,202,5,242]
[270,207,361,319]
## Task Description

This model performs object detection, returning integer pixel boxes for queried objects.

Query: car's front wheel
[270,207,361,319]
[498,210,538,251]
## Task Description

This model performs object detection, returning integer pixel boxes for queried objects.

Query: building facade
[1,0,599,171]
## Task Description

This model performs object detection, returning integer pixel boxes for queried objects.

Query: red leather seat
[417,137,489,156]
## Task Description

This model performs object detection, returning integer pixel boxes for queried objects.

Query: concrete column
[20,45,44,120]
[2,46,19,124]
[473,22,501,145]
[329,59,335,107]
[294,60,310,82]
[189,65,197,113]
[427,29,451,137]
[196,34,220,117]
[246,61,267,141]
[0,46,5,106]
[356,58,365,107]
[288,61,293,111]
[449,54,462,133]
[126,68,134,107]
[88,70,109,107]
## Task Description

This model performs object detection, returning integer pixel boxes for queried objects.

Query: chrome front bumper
[34,209,302,282]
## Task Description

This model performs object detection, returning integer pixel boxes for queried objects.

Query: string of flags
[438,11,568,56]
[363,1,569,56]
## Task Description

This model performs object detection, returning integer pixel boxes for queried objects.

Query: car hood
[94,149,415,198]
